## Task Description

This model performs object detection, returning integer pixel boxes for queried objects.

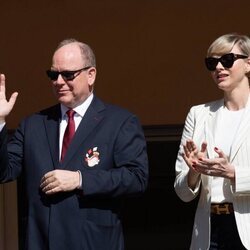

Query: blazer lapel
[43,104,61,169]
[230,98,250,161]
[60,97,105,168]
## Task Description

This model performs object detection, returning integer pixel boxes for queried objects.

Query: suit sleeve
[81,115,149,197]
[0,124,23,182]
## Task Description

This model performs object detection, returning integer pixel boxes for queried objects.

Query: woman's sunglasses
[46,66,91,81]
[205,53,248,71]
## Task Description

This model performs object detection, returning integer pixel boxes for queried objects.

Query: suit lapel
[43,105,61,169]
[230,98,250,161]
[60,97,105,168]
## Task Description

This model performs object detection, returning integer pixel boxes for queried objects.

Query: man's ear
[88,67,97,86]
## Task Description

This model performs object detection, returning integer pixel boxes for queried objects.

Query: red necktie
[61,109,75,161]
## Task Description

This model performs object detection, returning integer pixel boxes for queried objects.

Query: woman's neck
[224,88,250,111]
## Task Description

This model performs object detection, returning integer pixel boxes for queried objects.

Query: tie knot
[66,109,75,119]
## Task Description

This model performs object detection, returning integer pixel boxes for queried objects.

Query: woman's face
[210,44,250,92]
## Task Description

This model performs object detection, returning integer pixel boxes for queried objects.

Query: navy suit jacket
[0,96,149,250]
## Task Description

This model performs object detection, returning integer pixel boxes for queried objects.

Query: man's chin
[57,97,73,107]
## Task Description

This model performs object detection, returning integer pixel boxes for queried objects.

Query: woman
[174,33,250,250]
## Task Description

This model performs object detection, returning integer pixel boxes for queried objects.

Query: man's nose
[55,73,66,84]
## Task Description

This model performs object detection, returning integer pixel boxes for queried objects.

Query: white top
[211,106,245,203]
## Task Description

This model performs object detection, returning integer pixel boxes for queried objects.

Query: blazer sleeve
[174,106,201,202]
[81,115,149,197]
[234,168,250,194]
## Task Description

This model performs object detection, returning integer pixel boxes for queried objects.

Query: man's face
[50,43,96,108]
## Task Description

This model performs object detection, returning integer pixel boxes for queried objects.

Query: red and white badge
[85,147,100,167]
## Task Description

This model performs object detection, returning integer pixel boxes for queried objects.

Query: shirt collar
[60,93,94,119]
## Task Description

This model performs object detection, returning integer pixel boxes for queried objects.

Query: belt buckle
[212,204,231,215]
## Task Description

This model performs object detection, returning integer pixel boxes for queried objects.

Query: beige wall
[1,0,250,249]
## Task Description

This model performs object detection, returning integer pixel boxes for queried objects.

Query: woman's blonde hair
[207,33,250,57]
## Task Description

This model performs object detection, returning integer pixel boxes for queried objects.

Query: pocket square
[85,147,100,167]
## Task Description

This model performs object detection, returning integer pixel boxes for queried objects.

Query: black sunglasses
[46,66,91,81]
[205,53,248,71]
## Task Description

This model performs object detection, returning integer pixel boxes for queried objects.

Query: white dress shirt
[59,93,93,159]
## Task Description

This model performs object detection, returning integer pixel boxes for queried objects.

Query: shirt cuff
[0,122,6,132]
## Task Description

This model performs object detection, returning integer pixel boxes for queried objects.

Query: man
[0,39,148,250]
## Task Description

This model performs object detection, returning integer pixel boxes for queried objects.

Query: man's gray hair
[56,38,96,67]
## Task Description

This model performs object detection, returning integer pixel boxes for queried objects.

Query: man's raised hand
[0,74,18,122]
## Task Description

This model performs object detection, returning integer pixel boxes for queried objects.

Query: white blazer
[174,98,250,250]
